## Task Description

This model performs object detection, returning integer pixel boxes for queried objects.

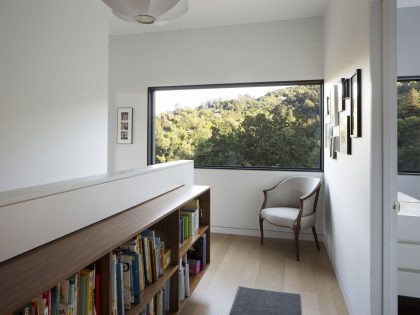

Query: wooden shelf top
[0,185,210,315]
[179,226,209,258]
[126,265,178,315]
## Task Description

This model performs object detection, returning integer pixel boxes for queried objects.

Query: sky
[155,86,287,114]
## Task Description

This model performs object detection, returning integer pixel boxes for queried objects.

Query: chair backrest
[265,176,321,216]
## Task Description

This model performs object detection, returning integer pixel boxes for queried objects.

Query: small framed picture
[330,85,339,125]
[350,69,362,138]
[117,107,133,144]
[339,114,352,155]
[324,123,331,148]
[337,80,345,112]
[326,96,330,116]
[342,78,350,99]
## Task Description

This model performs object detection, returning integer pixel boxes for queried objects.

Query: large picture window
[148,81,323,171]
[398,77,420,174]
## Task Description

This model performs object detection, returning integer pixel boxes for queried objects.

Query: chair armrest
[260,183,281,214]
[297,181,322,223]
[300,186,319,202]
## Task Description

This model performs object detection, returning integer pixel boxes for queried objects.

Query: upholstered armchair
[259,176,322,261]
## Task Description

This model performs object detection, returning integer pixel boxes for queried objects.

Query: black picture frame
[339,114,352,155]
[342,78,350,99]
[342,78,350,112]
[117,107,134,144]
[330,85,339,125]
[350,69,362,138]
[326,95,330,116]
[337,80,345,112]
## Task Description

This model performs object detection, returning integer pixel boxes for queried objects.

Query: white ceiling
[105,0,329,36]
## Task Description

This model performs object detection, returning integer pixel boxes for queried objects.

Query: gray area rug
[229,287,302,315]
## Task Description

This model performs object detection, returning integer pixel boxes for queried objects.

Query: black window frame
[397,76,420,175]
[147,80,324,172]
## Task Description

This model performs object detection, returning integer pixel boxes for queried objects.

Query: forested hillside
[155,85,321,169]
[397,81,420,173]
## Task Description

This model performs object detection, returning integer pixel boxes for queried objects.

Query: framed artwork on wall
[339,114,352,155]
[117,107,133,144]
[330,84,339,125]
[337,80,344,112]
[350,69,362,138]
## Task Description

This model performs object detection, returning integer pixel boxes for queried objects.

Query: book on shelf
[13,266,99,315]
[140,284,169,315]
[183,199,199,210]
[179,218,184,244]
[111,228,170,313]
[115,254,125,315]
[121,254,132,309]
[180,208,199,236]
[111,253,118,315]
[178,254,191,302]
[162,249,171,271]
[188,259,201,276]
[179,203,200,244]
[178,258,185,302]
[182,255,190,297]
[187,234,207,272]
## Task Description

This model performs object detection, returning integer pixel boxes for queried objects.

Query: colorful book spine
[51,286,59,315]
[121,254,132,309]
[179,218,184,244]
[188,259,201,276]
[42,290,51,315]
[115,254,125,315]
[178,259,185,302]
[142,237,151,285]
[94,273,101,315]
[111,254,118,315]
[202,233,207,269]
[183,255,190,297]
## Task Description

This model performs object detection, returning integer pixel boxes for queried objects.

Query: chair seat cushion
[261,207,299,228]
[261,207,316,230]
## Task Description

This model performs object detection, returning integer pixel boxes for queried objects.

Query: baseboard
[211,225,324,242]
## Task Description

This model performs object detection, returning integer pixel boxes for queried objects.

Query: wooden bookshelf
[0,185,210,315]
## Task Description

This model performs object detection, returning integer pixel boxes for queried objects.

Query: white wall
[397,6,420,199]
[108,18,325,239]
[195,170,324,240]
[399,175,420,200]
[323,0,380,314]
[0,0,109,192]
[397,7,420,75]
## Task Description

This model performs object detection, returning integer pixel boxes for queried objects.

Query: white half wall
[108,18,325,238]
[0,0,109,192]
[397,6,420,199]
[323,0,381,314]
[0,161,193,263]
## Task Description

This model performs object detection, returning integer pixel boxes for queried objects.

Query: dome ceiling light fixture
[103,0,188,25]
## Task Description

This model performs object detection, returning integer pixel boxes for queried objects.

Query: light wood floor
[181,233,349,315]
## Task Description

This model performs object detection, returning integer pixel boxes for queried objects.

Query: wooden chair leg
[259,218,264,245]
[294,229,300,261]
[312,226,321,251]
